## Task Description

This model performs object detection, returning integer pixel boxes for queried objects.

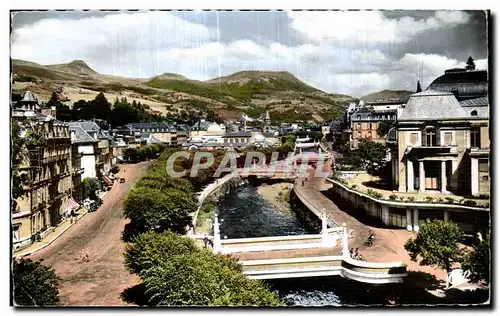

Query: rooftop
[427,69,488,100]
[70,125,98,144]
[399,90,469,121]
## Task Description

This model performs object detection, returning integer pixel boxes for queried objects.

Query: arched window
[471,110,478,116]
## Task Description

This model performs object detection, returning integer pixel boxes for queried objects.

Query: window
[426,129,437,146]
[410,133,418,146]
[478,159,489,172]
[444,132,453,146]
[13,225,20,241]
[471,127,481,148]
[471,110,478,116]
[357,115,361,120]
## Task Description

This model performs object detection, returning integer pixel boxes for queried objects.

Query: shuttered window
[444,132,453,146]
[410,133,418,145]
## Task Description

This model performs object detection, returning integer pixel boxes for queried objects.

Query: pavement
[294,159,449,284]
[26,161,152,306]
[15,207,89,257]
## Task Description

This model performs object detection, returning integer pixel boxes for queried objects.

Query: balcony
[404,145,458,156]
[72,167,85,176]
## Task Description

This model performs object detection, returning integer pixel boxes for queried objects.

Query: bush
[351,184,357,189]
[140,250,281,306]
[81,177,101,200]
[366,189,383,199]
[389,194,398,201]
[123,187,193,237]
[425,196,434,203]
[407,196,415,202]
[13,258,60,306]
[463,200,477,207]
[445,197,455,204]
[124,231,199,274]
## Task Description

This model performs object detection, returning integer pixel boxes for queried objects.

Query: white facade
[79,144,97,179]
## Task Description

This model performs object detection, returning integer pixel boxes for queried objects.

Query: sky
[10,10,488,97]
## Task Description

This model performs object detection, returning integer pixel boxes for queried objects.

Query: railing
[293,183,337,227]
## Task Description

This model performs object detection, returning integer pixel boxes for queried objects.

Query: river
[216,184,387,306]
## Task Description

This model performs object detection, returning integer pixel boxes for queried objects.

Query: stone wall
[326,178,489,234]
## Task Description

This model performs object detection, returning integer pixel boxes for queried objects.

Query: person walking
[203,234,209,249]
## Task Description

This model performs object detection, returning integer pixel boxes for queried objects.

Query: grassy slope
[12,59,351,122]
[361,90,414,102]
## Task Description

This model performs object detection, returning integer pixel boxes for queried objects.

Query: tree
[405,219,463,288]
[466,56,476,71]
[123,187,192,236]
[376,120,394,137]
[12,258,60,306]
[461,233,490,285]
[140,250,281,306]
[47,92,73,121]
[81,177,101,200]
[124,231,199,274]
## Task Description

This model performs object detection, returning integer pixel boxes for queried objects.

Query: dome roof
[20,91,38,103]
[426,69,487,100]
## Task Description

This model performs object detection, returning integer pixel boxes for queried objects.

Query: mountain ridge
[11,59,353,123]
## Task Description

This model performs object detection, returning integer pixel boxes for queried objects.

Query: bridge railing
[219,232,341,254]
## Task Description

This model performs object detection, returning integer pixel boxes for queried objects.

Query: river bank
[256,182,292,213]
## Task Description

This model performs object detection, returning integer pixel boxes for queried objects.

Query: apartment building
[12,92,76,249]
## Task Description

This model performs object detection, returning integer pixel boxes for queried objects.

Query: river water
[216,184,386,306]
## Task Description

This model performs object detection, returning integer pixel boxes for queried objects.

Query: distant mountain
[11,59,353,123]
[361,90,414,102]
[150,72,189,81]
[46,60,98,76]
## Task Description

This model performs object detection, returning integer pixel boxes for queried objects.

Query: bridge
[192,212,407,284]
[190,144,407,284]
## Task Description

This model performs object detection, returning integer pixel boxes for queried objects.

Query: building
[222,132,252,146]
[69,125,98,180]
[389,68,489,196]
[349,106,397,149]
[189,119,225,139]
[12,92,76,249]
[68,121,112,176]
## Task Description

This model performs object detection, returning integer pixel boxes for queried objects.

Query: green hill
[361,89,414,102]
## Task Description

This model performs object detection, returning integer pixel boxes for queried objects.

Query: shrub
[123,187,193,237]
[124,231,199,274]
[463,200,477,207]
[425,196,434,203]
[366,189,383,199]
[445,197,455,204]
[13,258,60,306]
[389,194,398,201]
[351,184,357,189]
[407,196,415,202]
[436,198,444,204]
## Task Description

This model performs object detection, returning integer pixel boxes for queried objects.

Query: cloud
[11,11,486,97]
[11,11,217,76]
[288,10,470,44]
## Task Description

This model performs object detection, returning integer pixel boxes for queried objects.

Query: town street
[28,161,151,306]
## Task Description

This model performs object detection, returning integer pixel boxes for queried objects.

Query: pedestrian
[301,180,305,186]
[354,248,360,260]
[349,248,354,259]
[81,250,89,262]
[203,234,209,249]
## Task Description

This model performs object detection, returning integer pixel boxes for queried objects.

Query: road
[28,161,151,306]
